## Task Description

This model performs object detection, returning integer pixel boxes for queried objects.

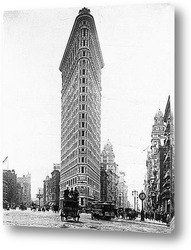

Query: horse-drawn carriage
[60,186,80,221]
[91,202,115,220]
[124,208,137,220]
[60,198,80,221]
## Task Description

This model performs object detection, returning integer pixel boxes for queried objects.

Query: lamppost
[36,188,43,210]
[139,190,146,221]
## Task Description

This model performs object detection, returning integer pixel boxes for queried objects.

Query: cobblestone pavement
[3,209,171,234]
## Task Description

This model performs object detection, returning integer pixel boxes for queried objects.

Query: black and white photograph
[2,3,175,234]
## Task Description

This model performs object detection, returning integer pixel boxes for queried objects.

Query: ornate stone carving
[79,7,90,15]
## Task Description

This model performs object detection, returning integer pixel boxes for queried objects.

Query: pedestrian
[64,186,70,199]
[73,187,79,201]
[69,187,74,199]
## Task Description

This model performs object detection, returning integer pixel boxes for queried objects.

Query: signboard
[79,175,87,181]
[36,194,43,199]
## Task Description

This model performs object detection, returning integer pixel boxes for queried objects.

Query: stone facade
[100,141,128,208]
[118,171,128,208]
[3,169,17,206]
[144,97,175,219]
[60,8,104,207]
[43,168,60,206]
[43,175,50,205]
[144,110,166,212]
[100,141,119,205]
[17,173,31,206]
[159,96,175,218]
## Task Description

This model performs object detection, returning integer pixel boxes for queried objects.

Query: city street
[3,209,171,234]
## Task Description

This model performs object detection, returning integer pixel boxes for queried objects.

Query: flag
[2,156,8,164]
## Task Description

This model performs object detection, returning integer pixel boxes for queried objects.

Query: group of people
[145,210,170,224]
[64,186,79,201]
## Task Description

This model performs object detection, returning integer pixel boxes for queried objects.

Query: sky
[2,4,174,204]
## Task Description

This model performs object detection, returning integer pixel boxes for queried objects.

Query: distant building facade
[159,96,175,218]
[144,110,166,212]
[3,179,8,204]
[59,8,104,207]
[16,183,23,205]
[3,169,17,206]
[43,175,50,205]
[100,141,119,205]
[49,169,60,206]
[17,172,31,206]
[118,171,128,208]
[43,164,60,206]
[100,140,129,208]
[144,97,175,219]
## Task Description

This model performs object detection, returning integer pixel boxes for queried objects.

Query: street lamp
[36,188,43,210]
[139,191,146,222]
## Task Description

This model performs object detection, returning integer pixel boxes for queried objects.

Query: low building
[43,164,60,207]
[3,169,17,206]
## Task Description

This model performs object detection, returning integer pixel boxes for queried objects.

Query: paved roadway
[3,209,171,234]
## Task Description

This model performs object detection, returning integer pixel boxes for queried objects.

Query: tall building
[159,96,175,218]
[17,172,31,206]
[144,110,166,212]
[50,169,60,206]
[100,141,119,206]
[118,171,128,208]
[59,7,104,207]
[43,175,50,205]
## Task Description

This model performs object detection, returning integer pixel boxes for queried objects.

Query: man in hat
[64,185,70,199]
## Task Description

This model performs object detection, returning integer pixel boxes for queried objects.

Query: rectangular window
[83,51,85,56]
[82,130,85,136]
[82,122,85,127]
[81,198,84,206]
[82,140,84,145]
[82,95,85,101]
[82,69,85,75]
[82,113,85,119]
[82,78,85,84]
[82,87,85,92]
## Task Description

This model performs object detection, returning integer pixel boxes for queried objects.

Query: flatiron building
[59,8,104,207]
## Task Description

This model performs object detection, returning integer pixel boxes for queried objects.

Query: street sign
[36,194,43,199]
[139,192,146,201]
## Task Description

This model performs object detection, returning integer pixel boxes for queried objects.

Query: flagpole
[2,156,9,170]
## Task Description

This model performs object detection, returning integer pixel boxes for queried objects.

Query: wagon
[60,198,80,222]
